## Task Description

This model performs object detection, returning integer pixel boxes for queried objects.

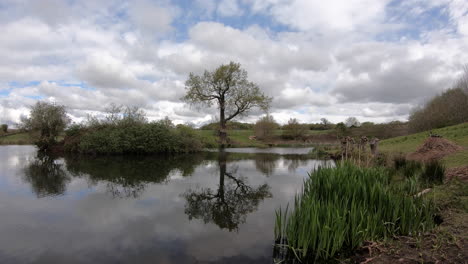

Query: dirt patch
[446,166,468,182]
[351,210,468,264]
[407,137,463,162]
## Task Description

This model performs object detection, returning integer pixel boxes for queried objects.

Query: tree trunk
[219,102,227,147]
[218,149,227,199]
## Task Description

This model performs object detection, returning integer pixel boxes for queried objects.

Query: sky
[0,0,467,126]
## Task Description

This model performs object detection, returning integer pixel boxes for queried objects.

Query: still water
[0,145,332,264]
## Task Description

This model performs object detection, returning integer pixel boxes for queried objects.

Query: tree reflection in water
[64,154,206,198]
[183,150,272,231]
[22,152,70,198]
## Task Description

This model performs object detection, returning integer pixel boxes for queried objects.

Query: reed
[274,164,435,262]
[421,160,445,185]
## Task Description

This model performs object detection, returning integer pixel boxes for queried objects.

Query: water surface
[0,145,332,264]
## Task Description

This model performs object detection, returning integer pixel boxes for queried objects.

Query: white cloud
[0,0,467,126]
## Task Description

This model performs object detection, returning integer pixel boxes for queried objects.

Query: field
[0,132,34,145]
[380,123,468,168]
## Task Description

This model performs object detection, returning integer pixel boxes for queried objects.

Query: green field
[380,122,468,168]
[0,132,34,145]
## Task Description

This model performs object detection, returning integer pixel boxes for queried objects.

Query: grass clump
[421,160,445,185]
[274,164,435,262]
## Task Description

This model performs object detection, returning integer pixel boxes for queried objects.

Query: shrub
[1,124,7,133]
[274,164,435,262]
[254,115,278,140]
[69,122,203,154]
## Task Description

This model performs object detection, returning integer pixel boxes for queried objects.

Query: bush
[254,115,278,140]
[67,122,203,154]
[274,164,435,262]
[1,124,7,133]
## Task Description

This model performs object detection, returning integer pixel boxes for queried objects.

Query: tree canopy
[183,61,271,145]
[22,101,70,151]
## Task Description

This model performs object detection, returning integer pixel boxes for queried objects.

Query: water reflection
[2,146,334,264]
[22,152,70,197]
[183,151,272,231]
[64,154,207,198]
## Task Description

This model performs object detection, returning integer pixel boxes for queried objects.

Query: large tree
[183,62,271,146]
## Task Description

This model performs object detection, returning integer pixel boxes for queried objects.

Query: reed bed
[274,164,435,262]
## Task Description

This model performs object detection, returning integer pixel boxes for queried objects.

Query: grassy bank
[380,122,468,168]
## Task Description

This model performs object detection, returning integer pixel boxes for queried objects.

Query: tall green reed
[274,163,435,262]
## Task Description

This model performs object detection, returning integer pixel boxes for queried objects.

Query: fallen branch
[415,188,431,197]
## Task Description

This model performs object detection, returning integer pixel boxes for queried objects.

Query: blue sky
[0,0,467,126]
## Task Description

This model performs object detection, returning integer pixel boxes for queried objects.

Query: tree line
[409,66,468,132]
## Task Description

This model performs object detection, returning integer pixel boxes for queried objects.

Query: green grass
[380,123,468,168]
[0,132,34,145]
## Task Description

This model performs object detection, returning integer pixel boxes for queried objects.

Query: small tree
[22,101,70,151]
[345,117,361,128]
[283,118,307,140]
[1,124,7,133]
[254,114,278,140]
[320,118,331,129]
[183,62,271,146]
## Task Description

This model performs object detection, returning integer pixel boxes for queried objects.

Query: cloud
[249,0,391,33]
[0,0,467,126]
[128,0,179,36]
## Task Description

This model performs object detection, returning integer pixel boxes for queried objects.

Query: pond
[0,145,333,264]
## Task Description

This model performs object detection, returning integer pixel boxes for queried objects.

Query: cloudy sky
[1,0,467,126]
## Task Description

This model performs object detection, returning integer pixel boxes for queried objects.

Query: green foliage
[275,164,435,262]
[21,101,70,150]
[421,160,445,185]
[1,124,7,133]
